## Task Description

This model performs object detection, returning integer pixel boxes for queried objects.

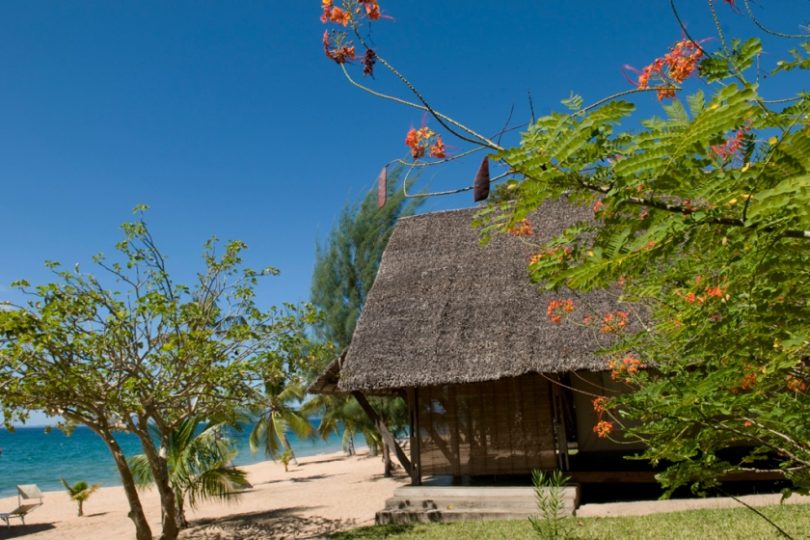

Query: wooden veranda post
[407,388,422,485]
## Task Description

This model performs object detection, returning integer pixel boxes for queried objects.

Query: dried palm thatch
[326,199,621,394]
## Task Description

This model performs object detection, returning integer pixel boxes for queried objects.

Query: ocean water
[0,421,362,498]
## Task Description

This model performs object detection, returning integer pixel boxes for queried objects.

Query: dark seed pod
[473,157,490,202]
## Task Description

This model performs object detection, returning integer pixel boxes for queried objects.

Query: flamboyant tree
[319,1,810,496]
[0,207,318,540]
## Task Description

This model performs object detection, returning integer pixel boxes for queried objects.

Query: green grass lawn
[331,504,810,539]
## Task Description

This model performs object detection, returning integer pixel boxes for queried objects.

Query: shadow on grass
[180,506,357,539]
[328,523,415,539]
[0,523,56,539]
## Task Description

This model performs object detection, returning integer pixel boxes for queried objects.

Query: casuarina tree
[309,166,420,475]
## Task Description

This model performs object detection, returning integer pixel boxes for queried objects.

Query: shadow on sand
[179,506,357,539]
[0,523,56,539]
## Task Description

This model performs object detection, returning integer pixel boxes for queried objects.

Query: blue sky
[0,2,806,425]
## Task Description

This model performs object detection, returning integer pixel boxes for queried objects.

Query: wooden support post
[408,388,422,486]
[351,391,413,477]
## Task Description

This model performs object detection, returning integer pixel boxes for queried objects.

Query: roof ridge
[400,206,478,221]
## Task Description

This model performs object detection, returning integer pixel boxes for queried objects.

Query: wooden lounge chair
[0,485,43,527]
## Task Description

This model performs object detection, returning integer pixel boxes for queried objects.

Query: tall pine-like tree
[311,167,420,349]
[309,167,420,475]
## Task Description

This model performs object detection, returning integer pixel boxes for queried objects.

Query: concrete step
[377,507,566,525]
[377,485,579,524]
[385,496,542,512]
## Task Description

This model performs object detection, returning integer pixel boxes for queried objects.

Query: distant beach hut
[309,199,641,490]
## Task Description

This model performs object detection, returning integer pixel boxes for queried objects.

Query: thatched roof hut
[335,200,617,394]
[313,199,632,483]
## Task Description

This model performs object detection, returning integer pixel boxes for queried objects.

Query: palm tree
[303,394,366,456]
[128,416,250,529]
[249,379,313,465]
[303,394,408,475]
[304,394,392,455]
[60,478,100,517]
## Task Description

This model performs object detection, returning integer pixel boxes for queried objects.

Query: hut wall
[570,370,645,452]
[414,374,558,477]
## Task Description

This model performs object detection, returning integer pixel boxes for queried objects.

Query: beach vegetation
[0,206,320,540]
[60,478,100,517]
[307,166,418,475]
[128,415,250,529]
[249,379,313,465]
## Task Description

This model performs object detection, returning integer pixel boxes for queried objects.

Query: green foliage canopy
[0,208,319,539]
[482,32,810,493]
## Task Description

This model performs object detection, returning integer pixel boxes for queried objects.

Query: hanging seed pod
[377,165,388,208]
[473,157,490,202]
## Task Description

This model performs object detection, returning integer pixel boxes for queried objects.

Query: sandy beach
[3,451,810,539]
[0,451,407,539]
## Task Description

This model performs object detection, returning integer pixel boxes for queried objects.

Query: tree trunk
[134,429,181,540]
[175,489,188,530]
[98,430,153,540]
[281,435,299,466]
[383,439,393,478]
[346,430,356,456]
[78,499,83,517]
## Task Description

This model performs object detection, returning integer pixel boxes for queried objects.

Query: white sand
[3,453,809,539]
[0,451,407,539]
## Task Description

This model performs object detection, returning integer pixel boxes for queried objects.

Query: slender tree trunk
[78,499,84,517]
[382,439,393,478]
[281,435,299,466]
[96,429,153,540]
[345,429,356,456]
[175,489,188,530]
[132,425,180,540]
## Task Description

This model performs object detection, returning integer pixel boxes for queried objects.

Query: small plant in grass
[528,469,572,539]
[61,478,100,517]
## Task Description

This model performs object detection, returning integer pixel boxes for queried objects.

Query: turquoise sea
[0,421,361,498]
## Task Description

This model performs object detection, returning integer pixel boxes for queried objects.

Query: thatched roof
[330,199,621,394]
[306,351,345,395]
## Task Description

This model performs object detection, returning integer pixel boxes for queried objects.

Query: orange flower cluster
[508,218,533,237]
[358,0,381,20]
[546,298,575,324]
[404,126,446,159]
[739,371,758,391]
[592,200,604,213]
[635,39,703,100]
[706,286,724,299]
[711,124,750,160]
[593,420,614,439]
[786,375,808,393]
[592,396,613,438]
[320,0,351,25]
[322,31,356,64]
[676,283,728,305]
[530,246,572,266]
[600,311,629,333]
[609,354,643,381]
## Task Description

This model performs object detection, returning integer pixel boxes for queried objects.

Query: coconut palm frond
[127,454,155,488]
[185,465,250,510]
[282,409,313,439]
